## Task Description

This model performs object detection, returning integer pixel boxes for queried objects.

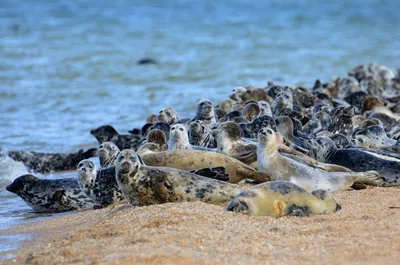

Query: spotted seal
[168,124,214,151]
[6,147,98,174]
[238,115,276,138]
[215,99,235,120]
[90,125,141,150]
[258,101,272,117]
[354,125,398,148]
[141,122,171,139]
[115,149,243,207]
[189,120,216,148]
[193,99,217,125]
[350,135,377,148]
[98,142,120,168]
[6,174,101,213]
[157,108,179,125]
[242,102,260,122]
[272,91,293,117]
[329,134,350,149]
[139,143,272,183]
[226,181,341,217]
[309,136,399,186]
[77,160,124,207]
[257,127,382,192]
[327,106,355,137]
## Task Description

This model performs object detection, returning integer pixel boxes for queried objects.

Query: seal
[303,103,331,135]
[90,125,141,150]
[157,108,179,125]
[272,91,293,117]
[7,147,98,174]
[139,143,272,183]
[98,142,120,168]
[146,129,168,151]
[77,160,124,207]
[5,174,101,213]
[329,133,350,149]
[258,101,272,117]
[238,115,277,138]
[141,122,171,139]
[257,127,382,192]
[350,135,377,148]
[327,106,355,137]
[242,102,260,122]
[354,125,398,147]
[168,124,214,151]
[275,116,310,152]
[215,99,234,120]
[115,149,243,206]
[189,120,216,148]
[226,181,341,217]
[193,99,216,125]
[309,136,399,186]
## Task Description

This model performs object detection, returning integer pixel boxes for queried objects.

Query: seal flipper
[190,167,230,182]
[351,183,367,190]
[273,200,287,217]
[287,205,310,217]
[52,189,68,213]
[82,148,98,159]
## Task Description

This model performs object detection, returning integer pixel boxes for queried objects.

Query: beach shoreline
[1,187,400,265]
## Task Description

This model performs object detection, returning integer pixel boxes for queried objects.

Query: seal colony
[4,63,400,218]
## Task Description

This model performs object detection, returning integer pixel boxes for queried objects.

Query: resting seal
[258,101,272,117]
[272,91,293,117]
[327,106,355,137]
[242,102,260,122]
[238,115,276,138]
[193,99,216,125]
[6,174,101,213]
[168,124,213,151]
[98,142,120,168]
[6,147,98,174]
[309,136,400,186]
[139,143,272,183]
[257,127,382,192]
[115,149,242,206]
[227,181,341,217]
[354,125,398,148]
[90,125,141,150]
[77,160,124,207]
[145,129,168,151]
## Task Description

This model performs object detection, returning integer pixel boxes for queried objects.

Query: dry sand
[1,186,400,265]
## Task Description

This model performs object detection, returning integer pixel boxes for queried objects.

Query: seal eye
[171,127,176,131]
[119,155,124,161]
[166,112,171,117]
[99,145,103,149]
[159,111,163,114]
[179,127,184,131]
[267,129,273,134]
[359,138,364,143]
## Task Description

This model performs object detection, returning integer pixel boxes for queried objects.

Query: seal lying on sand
[6,147,98,174]
[227,181,341,217]
[309,136,400,186]
[138,143,272,183]
[115,149,242,206]
[257,127,382,192]
[6,174,101,213]
[90,125,141,150]
[77,160,124,207]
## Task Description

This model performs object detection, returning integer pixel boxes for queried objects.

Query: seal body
[6,174,101,213]
[140,149,272,183]
[310,136,400,186]
[77,160,124,206]
[7,148,98,174]
[257,128,382,192]
[227,181,341,217]
[115,150,242,206]
[90,125,141,150]
[98,142,120,168]
[189,120,216,148]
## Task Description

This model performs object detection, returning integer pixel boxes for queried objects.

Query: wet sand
[1,187,400,265]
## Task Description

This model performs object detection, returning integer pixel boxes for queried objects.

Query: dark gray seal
[5,174,101,213]
[327,106,355,137]
[77,160,124,207]
[189,120,216,148]
[98,142,120,168]
[90,125,141,150]
[309,136,398,186]
[238,115,276,138]
[193,99,216,125]
[6,148,98,174]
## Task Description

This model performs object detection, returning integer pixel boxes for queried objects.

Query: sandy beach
[1,186,399,265]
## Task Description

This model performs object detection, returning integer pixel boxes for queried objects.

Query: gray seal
[77,160,124,207]
[189,120,216,148]
[6,174,101,213]
[115,149,242,207]
[90,125,141,150]
[157,108,179,125]
[193,99,217,125]
[309,136,400,186]
[98,142,120,168]
[6,147,98,174]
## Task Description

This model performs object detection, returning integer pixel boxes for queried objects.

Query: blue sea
[0,0,399,258]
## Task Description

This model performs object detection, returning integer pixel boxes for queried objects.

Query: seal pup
[139,143,272,183]
[6,174,101,213]
[90,125,141,150]
[193,99,216,125]
[189,120,216,148]
[257,128,382,192]
[98,142,120,168]
[226,181,341,217]
[115,149,243,207]
[7,148,98,174]
[157,108,179,125]
[77,160,124,207]
[309,136,399,186]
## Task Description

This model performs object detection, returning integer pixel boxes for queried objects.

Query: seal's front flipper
[273,200,287,217]
[191,167,230,181]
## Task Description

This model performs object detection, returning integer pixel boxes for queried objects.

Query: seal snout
[6,179,23,193]
[336,203,342,211]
